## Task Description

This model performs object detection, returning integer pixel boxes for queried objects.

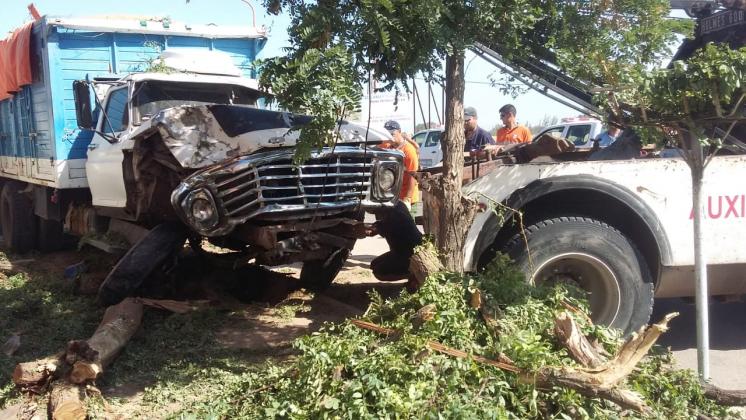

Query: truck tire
[97,222,187,306]
[501,216,653,335]
[299,247,351,292]
[37,217,72,252]
[0,183,37,253]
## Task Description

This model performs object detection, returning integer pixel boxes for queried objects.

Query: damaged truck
[0,16,404,304]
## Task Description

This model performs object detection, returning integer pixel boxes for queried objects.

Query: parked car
[532,117,604,150]
[413,128,444,168]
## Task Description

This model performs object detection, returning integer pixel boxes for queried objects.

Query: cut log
[67,298,144,384]
[49,381,86,420]
[554,312,604,368]
[12,352,64,388]
[408,242,444,287]
[701,382,746,406]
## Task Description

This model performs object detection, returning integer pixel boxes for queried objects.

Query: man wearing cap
[594,122,623,147]
[464,106,496,152]
[382,120,419,210]
[496,104,532,144]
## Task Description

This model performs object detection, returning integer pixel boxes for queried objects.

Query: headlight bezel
[183,188,220,232]
[372,159,403,202]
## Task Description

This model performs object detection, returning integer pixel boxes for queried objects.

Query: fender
[471,175,673,269]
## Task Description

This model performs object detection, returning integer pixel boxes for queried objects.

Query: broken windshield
[132,81,263,124]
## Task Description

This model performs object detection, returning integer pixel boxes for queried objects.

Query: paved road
[349,236,746,390]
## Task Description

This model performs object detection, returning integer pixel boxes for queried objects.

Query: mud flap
[97,222,187,306]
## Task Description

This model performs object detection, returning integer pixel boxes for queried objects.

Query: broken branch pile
[173,253,737,419]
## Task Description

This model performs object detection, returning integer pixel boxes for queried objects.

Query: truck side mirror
[73,80,94,130]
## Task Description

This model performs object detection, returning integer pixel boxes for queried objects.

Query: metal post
[413,79,417,131]
[690,138,710,381]
[427,83,432,129]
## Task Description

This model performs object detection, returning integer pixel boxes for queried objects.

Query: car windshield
[131,81,263,124]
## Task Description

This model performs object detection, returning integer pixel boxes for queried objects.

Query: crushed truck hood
[129,105,390,169]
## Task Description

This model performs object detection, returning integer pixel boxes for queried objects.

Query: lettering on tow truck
[689,194,746,219]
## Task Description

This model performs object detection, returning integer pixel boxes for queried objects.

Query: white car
[532,117,604,149]
[413,128,444,168]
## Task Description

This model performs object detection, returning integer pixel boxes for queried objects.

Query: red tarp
[0,22,34,101]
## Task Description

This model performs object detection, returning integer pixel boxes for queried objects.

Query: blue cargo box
[0,16,266,189]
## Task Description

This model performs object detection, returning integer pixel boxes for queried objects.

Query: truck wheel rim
[531,253,621,327]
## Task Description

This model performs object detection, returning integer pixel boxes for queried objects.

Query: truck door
[85,85,129,208]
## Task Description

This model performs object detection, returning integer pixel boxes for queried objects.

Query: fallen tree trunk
[49,381,86,420]
[12,352,65,390]
[702,382,746,406]
[67,298,143,384]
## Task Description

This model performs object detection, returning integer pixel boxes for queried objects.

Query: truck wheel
[299,248,351,292]
[501,216,653,335]
[97,222,187,306]
[37,217,72,252]
[0,183,37,253]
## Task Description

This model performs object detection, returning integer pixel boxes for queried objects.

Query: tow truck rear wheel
[0,183,37,253]
[501,216,654,336]
[299,247,351,292]
[97,222,187,306]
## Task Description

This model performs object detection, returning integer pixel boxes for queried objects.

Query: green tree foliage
[176,256,734,419]
[257,0,689,157]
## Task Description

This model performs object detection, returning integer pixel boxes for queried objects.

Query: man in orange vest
[382,120,419,210]
[496,104,532,144]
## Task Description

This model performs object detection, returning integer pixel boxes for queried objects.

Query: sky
[1,0,601,132]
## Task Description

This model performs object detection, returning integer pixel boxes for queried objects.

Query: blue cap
[384,120,401,131]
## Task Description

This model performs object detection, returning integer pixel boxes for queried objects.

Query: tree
[257,0,688,271]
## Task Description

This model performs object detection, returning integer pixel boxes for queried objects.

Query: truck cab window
[102,87,129,133]
[132,81,262,124]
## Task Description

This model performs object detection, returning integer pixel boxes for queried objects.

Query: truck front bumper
[171,146,403,237]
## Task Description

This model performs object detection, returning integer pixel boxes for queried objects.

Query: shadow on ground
[652,297,746,351]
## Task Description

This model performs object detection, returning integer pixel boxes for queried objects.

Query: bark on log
[554,312,603,368]
[408,242,444,287]
[702,382,746,406]
[67,298,143,384]
[16,397,48,420]
[12,352,64,388]
[49,381,86,420]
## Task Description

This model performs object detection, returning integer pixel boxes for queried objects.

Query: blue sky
[3,0,591,132]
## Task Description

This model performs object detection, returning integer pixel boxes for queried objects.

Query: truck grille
[173,147,403,236]
[213,154,373,220]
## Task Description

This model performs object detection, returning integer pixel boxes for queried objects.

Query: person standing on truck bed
[496,104,532,144]
[382,120,420,210]
[464,106,496,152]
[594,119,623,147]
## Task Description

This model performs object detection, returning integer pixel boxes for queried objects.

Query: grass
[0,249,294,418]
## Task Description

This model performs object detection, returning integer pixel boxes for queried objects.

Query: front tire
[299,247,351,292]
[501,216,653,335]
[97,222,187,306]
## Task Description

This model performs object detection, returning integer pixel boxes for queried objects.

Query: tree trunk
[12,352,64,389]
[408,241,444,286]
[67,298,144,384]
[435,51,478,271]
[49,381,86,420]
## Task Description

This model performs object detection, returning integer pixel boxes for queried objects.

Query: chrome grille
[213,154,373,220]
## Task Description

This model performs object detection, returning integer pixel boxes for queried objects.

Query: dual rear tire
[0,182,70,254]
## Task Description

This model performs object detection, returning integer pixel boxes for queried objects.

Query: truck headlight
[372,161,402,201]
[378,167,397,192]
[185,189,219,231]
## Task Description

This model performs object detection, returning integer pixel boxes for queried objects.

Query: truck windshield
[132,81,262,124]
